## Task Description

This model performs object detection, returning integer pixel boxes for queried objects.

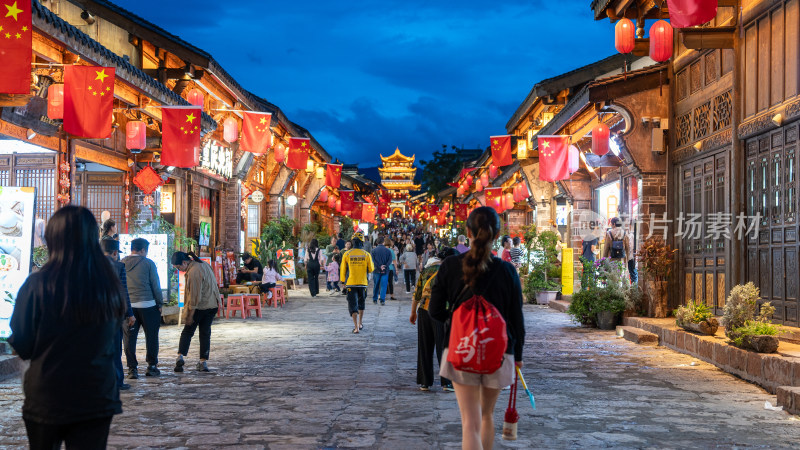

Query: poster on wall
[277,248,296,280]
[0,187,36,339]
[199,218,211,247]
[119,234,169,290]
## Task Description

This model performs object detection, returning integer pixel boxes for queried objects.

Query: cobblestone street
[2,282,800,449]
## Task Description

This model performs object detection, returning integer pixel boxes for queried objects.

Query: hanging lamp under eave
[649,20,674,62]
[615,18,635,54]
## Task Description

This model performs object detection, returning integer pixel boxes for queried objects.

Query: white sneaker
[405,291,411,294]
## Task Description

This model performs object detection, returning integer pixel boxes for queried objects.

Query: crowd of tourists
[7,206,221,448]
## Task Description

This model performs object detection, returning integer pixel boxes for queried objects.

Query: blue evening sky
[121,0,614,165]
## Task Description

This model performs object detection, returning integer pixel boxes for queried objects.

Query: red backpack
[447,280,508,374]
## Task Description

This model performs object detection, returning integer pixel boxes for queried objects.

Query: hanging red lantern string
[614,18,635,54]
[649,20,673,62]
[489,164,498,179]
[186,88,204,107]
[592,123,610,156]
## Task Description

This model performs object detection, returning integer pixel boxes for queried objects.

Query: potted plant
[636,237,676,318]
[595,287,626,330]
[567,289,597,327]
[723,283,781,353]
[675,300,719,335]
[522,228,561,304]
[295,264,307,285]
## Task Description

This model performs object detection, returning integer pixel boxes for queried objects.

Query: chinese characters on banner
[200,141,233,178]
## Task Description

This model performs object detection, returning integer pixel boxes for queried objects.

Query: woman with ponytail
[428,207,525,450]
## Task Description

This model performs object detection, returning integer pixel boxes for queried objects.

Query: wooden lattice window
[677,69,689,101]
[694,102,711,140]
[713,91,732,131]
[15,168,56,221]
[677,114,692,146]
[86,184,124,225]
[690,61,702,93]
[705,52,718,85]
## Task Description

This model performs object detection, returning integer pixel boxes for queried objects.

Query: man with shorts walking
[340,231,374,334]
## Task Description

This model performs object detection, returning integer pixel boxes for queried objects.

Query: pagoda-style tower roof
[380,147,415,164]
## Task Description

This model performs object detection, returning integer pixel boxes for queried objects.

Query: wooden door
[680,149,728,315]
[74,172,125,225]
[746,124,799,326]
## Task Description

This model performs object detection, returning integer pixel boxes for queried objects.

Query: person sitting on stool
[236,252,263,284]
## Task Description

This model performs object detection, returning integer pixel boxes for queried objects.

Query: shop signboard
[0,187,36,339]
[199,219,211,247]
[561,248,574,296]
[200,140,233,179]
[119,234,169,290]
[277,248,296,280]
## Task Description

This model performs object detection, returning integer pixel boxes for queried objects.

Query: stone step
[777,386,800,415]
[616,326,659,346]
[0,354,24,381]
[548,299,570,313]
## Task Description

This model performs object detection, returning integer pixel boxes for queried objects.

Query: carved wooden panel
[677,113,692,147]
[685,273,692,302]
[690,61,702,94]
[678,69,689,101]
[718,273,726,308]
[695,102,711,140]
[712,91,732,132]
[705,273,714,306]
[705,51,718,86]
[695,273,703,302]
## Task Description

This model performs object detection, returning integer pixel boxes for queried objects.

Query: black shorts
[346,287,367,315]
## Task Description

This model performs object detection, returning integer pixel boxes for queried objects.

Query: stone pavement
[2,278,800,449]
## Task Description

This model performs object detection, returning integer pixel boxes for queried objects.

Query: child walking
[327,254,341,294]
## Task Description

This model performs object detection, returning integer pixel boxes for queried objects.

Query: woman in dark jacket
[9,206,127,449]
[429,206,525,450]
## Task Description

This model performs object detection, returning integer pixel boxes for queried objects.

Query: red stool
[225,294,245,319]
[217,294,225,318]
[270,286,286,308]
[243,294,262,318]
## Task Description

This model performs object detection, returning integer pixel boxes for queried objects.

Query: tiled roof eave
[32,1,217,131]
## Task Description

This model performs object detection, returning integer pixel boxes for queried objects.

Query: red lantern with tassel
[336,199,342,212]
[126,120,147,152]
[592,123,610,156]
[319,187,329,203]
[466,175,473,185]
[489,164,498,179]
[480,173,489,187]
[649,20,673,62]
[505,193,514,211]
[186,88,204,107]
[47,84,64,120]
[274,143,286,163]
[223,117,238,143]
[476,179,483,192]
[327,195,336,209]
[614,18,635,54]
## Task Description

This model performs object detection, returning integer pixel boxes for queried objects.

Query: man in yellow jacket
[340,231,374,334]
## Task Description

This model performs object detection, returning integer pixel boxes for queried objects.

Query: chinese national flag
[161,107,202,168]
[437,210,447,225]
[340,190,355,211]
[378,204,389,217]
[668,0,717,28]
[490,135,513,167]
[0,0,31,94]
[485,188,502,210]
[287,137,310,170]
[351,202,363,221]
[326,164,342,188]
[537,136,571,182]
[363,204,376,223]
[63,66,115,138]
[241,112,272,154]
[455,204,468,221]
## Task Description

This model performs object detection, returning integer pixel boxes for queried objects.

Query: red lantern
[186,88,204,107]
[475,180,483,192]
[126,120,147,152]
[592,123,610,156]
[513,184,521,202]
[649,20,673,62]
[505,193,514,211]
[327,195,336,209]
[223,117,238,143]
[489,164,498,178]
[457,187,465,197]
[568,145,580,173]
[274,143,286,163]
[615,18,635,54]
[480,173,489,187]
[319,187,329,203]
[47,84,64,120]
[466,175,473,185]
[336,199,342,212]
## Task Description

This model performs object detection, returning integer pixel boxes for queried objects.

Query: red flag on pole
[537,136,571,182]
[459,167,478,179]
[455,204,468,221]
[378,204,389,217]
[490,135,513,167]
[363,204,376,223]
[485,188,502,211]
[63,66,115,138]
[668,0,717,28]
[161,107,202,168]
[325,164,342,188]
[287,137,310,170]
[340,190,355,211]
[351,202,363,221]
[0,0,31,94]
[240,112,272,154]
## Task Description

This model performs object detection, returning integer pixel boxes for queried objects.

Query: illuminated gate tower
[379,148,420,217]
